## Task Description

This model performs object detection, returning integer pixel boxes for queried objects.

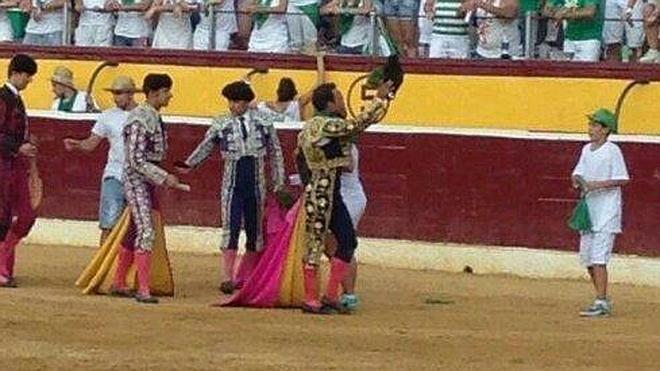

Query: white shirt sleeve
[572,145,587,177]
[91,113,109,137]
[610,144,630,180]
[51,99,59,110]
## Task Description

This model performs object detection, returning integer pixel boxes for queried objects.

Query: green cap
[587,108,618,134]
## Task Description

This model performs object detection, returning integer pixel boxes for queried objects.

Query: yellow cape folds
[277,204,306,307]
[75,209,174,296]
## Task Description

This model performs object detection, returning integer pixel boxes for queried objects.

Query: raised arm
[266,124,285,190]
[321,98,387,138]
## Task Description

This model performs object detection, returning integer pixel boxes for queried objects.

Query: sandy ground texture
[1,244,660,371]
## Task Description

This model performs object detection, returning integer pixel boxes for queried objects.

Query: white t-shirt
[91,107,130,180]
[0,11,13,42]
[25,0,64,34]
[51,91,93,112]
[248,0,289,53]
[256,100,301,122]
[475,0,522,58]
[341,0,370,48]
[115,0,152,38]
[196,0,238,34]
[341,144,367,228]
[572,141,629,233]
[79,0,114,26]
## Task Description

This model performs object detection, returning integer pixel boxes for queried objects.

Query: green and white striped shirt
[432,0,469,36]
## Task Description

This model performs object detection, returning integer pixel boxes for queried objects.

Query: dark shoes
[321,296,351,315]
[301,302,335,315]
[302,297,351,315]
[109,286,135,298]
[219,280,235,295]
[0,276,17,288]
[134,293,159,304]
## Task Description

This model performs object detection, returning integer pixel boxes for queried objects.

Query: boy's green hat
[587,108,618,134]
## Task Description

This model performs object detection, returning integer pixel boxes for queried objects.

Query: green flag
[568,197,592,232]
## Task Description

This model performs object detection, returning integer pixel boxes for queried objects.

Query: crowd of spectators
[0,0,658,61]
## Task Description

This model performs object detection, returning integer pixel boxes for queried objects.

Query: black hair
[311,83,337,112]
[222,81,255,102]
[8,54,37,77]
[276,78,298,102]
[142,74,173,94]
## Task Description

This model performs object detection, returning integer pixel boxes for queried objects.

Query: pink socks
[303,264,321,308]
[223,249,237,282]
[113,247,134,290]
[326,258,350,303]
[135,251,152,297]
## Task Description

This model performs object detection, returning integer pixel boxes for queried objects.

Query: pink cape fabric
[222,197,301,307]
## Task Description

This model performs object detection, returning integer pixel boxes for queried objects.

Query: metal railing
[5,4,651,60]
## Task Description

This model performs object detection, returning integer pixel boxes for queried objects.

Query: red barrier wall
[31,117,660,256]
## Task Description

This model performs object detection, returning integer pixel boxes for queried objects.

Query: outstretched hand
[375,80,395,100]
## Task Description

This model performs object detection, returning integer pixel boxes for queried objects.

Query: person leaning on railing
[192,0,237,50]
[423,0,471,59]
[640,0,660,62]
[147,0,195,49]
[0,0,19,42]
[285,0,319,52]
[542,0,604,62]
[470,0,522,59]
[602,0,643,62]
[106,0,152,47]
[73,0,115,46]
[321,0,373,55]
[22,0,65,46]
[245,0,290,53]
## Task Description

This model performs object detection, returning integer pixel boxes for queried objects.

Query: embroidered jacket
[184,108,286,251]
[297,98,386,171]
[123,103,170,185]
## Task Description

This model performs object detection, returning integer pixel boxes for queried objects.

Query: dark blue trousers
[227,157,259,251]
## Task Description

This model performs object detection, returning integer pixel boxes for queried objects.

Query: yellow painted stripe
[3,58,659,135]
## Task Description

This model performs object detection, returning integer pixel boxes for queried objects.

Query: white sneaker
[639,49,660,63]
[579,299,611,317]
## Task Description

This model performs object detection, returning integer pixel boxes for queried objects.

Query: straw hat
[104,76,140,93]
[51,66,75,89]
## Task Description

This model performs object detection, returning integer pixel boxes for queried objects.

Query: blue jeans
[382,0,419,19]
[113,35,148,47]
[23,31,63,46]
[99,177,126,230]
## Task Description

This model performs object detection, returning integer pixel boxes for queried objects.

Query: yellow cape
[75,209,174,296]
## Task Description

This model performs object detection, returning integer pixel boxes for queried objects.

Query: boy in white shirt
[571,108,629,317]
[63,76,138,246]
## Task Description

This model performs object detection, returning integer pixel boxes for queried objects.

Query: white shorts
[579,232,616,266]
[603,0,644,47]
[75,24,114,47]
[564,39,602,62]
[429,34,470,59]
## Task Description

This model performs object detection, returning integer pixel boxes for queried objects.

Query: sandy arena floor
[1,244,660,370]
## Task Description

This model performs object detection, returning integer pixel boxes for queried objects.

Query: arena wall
[29,112,660,257]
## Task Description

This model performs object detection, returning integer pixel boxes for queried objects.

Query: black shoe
[0,276,17,288]
[109,286,135,298]
[135,293,159,304]
[321,296,351,315]
[219,280,235,295]
[301,302,335,315]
